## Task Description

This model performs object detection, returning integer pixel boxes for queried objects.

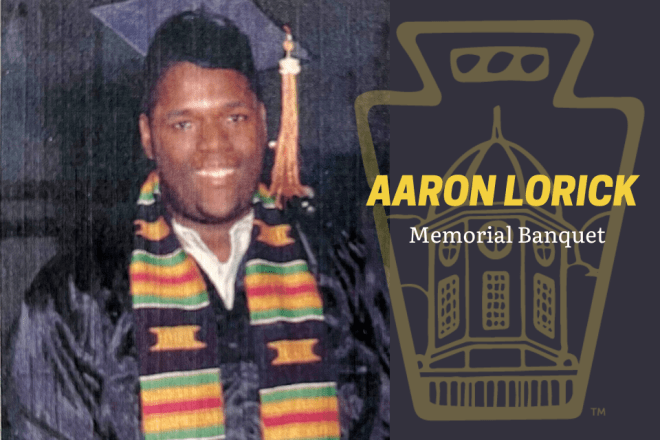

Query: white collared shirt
[171,211,254,310]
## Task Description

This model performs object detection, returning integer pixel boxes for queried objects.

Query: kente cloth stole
[130,173,340,440]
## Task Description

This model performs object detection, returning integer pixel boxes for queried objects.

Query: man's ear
[139,113,154,160]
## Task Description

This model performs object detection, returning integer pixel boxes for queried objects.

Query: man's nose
[198,120,230,151]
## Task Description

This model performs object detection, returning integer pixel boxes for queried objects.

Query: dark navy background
[390,0,659,438]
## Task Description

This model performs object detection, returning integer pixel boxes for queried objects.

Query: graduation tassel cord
[268,26,312,209]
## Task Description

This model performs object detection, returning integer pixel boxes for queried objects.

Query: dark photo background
[0,0,389,427]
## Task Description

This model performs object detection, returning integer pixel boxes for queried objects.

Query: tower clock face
[438,237,461,267]
[533,240,556,267]
[478,220,513,260]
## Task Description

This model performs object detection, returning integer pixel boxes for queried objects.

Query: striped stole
[130,173,340,440]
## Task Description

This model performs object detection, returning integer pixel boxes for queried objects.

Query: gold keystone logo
[356,20,643,420]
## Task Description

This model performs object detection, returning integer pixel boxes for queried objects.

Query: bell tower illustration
[355,20,643,420]
[402,106,585,417]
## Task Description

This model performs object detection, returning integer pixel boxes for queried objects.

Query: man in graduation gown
[5,10,389,440]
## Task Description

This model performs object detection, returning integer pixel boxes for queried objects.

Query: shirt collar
[171,210,254,310]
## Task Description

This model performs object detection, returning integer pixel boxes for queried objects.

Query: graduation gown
[4,206,390,440]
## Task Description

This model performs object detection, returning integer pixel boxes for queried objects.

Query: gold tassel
[267,25,312,209]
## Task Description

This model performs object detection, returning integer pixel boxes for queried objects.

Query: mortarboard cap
[90,0,309,70]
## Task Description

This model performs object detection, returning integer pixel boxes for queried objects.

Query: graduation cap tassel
[267,26,312,209]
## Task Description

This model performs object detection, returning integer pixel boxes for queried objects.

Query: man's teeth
[197,169,235,178]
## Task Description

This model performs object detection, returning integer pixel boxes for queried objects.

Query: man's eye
[174,121,192,130]
[228,114,248,123]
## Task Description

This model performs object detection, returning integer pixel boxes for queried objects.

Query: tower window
[534,273,556,338]
[438,275,460,338]
[483,271,509,330]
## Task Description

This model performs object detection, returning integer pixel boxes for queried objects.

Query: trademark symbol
[591,408,606,416]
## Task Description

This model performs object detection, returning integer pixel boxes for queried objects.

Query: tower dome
[440,106,565,221]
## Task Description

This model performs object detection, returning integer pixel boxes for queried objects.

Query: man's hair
[142,10,260,115]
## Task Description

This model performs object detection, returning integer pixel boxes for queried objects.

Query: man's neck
[168,210,250,262]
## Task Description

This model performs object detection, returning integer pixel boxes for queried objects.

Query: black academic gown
[4,206,390,440]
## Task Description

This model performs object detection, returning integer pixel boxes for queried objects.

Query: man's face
[139,62,266,225]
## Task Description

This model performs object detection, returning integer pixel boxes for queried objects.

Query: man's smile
[196,168,236,179]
